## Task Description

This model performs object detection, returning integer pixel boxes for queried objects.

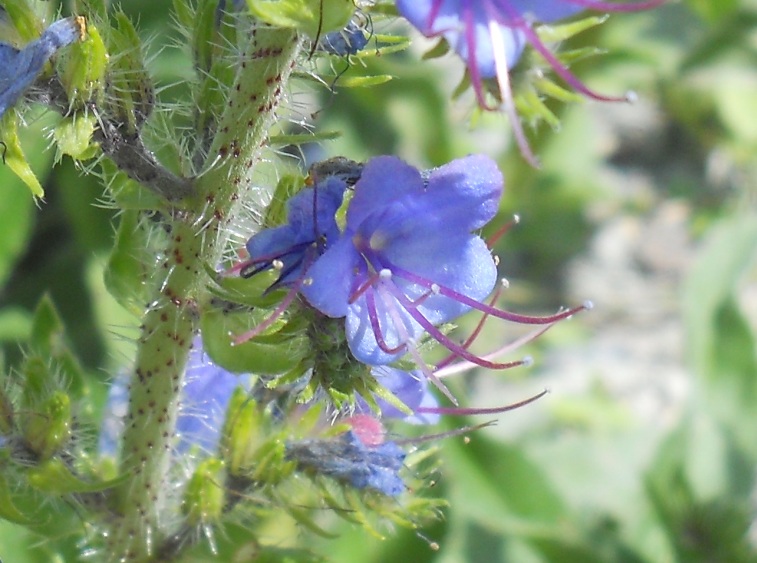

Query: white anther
[493,255,500,266]
[522,355,534,367]
[430,283,440,295]
[583,299,594,311]
[272,259,284,270]
[379,268,392,280]
[512,213,520,224]
[302,277,313,286]
[500,278,510,289]
[625,90,638,104]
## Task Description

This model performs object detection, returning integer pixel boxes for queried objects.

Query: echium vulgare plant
[0,0,663,561]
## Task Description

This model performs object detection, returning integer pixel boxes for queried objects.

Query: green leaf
[683,213,757,380]
[247,0,354,39]
[53,113,99,161]
[444,432,567,530]
[26,458,129,494]
[0,111,44,198]
[0,157,34,287]
[201,307,309,375]
[2,0,41,42]
[0,472,36,525]
[336,74,393,88]
[61,21,108,105]
[21,391,72,461]
[104,210,153,313]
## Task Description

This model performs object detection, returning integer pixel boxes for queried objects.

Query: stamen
[488,18,541,167]
[349,270,382,304]
[232,277,305,345]
[388,261,590,325]
[365,288,408,355]
[435,283,504,370]
[375,283,458,405]
[384,282,531,371]
[395,421,496,445]
[486,213,520,248]
[416,389,548,416]
[520,23,627,103]
[565,0,668,11]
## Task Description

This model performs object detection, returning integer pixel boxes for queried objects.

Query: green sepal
[285,504,340,538]
[104,210,153,314]
[0,384,14,435]
[193,0,222,73]
[269,131,341,147]
[26,458,129,494]
[182,458,226,525]
[536,15,608,44]
[220,387,261,476]
[246,0,354,39]
[172,0,195,31]
[0,111,44,198]
[0,471,36,525]
[336,74,393,88]
[54,113,99,161]
[206,265,285,309]
[264,173,306,227]
[515,87,560,130]
[61,22,108,106]
[533,75,584,105]
[21,391,72,461]
[2,0,41,42]
[74,0,108,20]
[27,295,86,397]
[358,33,409,54]
[104,13,154,132]
[421,38,450,61]
[200,307,309,375]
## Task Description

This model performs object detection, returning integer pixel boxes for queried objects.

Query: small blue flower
[241,176,347,288]
[286,430,406,496]
[176,338,247,453]
[301,154,501,368]
[319,20,369,56]
[396,0,665,165]
[0,17,82,118]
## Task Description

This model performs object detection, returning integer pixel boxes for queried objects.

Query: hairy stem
[109,26,301,562]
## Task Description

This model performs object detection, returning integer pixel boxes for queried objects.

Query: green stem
[109,26,302,562]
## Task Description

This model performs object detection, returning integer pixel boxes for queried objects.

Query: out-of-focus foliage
[1,0,756,561]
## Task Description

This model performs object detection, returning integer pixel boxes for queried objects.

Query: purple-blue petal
[347,156,425,229]
[176,343,244,453]
[0,18,80,117]
[345,292,424,365]
[301,235,362,318]
[397,0,585,79]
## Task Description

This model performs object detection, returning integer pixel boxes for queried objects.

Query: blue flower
[320,20,369,56]
[240,176,347,288]
[396,0,665,165]
[176,338,247,453]
[0,17,83,118]
[286,430,406,496]
[300,154,501,370]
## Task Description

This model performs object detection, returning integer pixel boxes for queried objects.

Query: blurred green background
[1,0,757,561]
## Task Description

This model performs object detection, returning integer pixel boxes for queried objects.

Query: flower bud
[22,391,72,461]
[182,458,226,526]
